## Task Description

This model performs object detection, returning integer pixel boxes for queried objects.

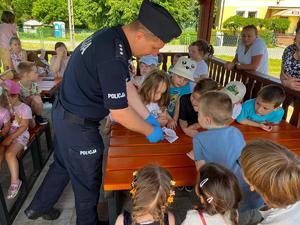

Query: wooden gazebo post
[197,0,215,42]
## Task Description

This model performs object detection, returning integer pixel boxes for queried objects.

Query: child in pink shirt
[0,11,17,72]
[0,80,32,199]
[0,85,10,143]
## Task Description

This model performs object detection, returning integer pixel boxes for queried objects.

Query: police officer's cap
[138,0,182,43]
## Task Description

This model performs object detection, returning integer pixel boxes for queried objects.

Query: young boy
[241,139,300,225]
[167,56,196,128]
[132,54,158,88]
[16,62,48,125]
[221,81,246,119]
[187,91,263,225]
[179,78,218,137]
[236,84,285,131]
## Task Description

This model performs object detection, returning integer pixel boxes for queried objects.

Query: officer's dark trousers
[27,100,103,225]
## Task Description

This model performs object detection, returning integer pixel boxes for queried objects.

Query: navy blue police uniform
[25,1,182,224]
[26,26,132,225]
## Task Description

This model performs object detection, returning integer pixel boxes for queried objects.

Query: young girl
[0,85,10,145]
[16,61,47,125]
[50,42,69,77]
[115,164,176,225]
[9,36,27,71]
[182,163,242,225]
[0,11,17,74]
[188,40,214,91]
[240,139,300,225]
[0,80,32,199]
[139,70,171,127]
[168,56,196,128]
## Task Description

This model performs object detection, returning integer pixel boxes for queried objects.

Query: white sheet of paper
[162,127,178,143]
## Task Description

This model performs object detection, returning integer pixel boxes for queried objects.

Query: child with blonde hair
[115,164,176,225]
[240,139,300,225]
[50,42,69,77]
[187,91,263,225]
[17,61,48,125]
[9,36,27,71]
[139,70,171,127]
[0,85,10,144]
[0,80,32,199]
[237,84,285,131]
[182,163,242,225]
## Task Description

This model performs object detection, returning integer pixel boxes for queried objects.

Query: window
[248,11,257,18]
[236,11,245,17]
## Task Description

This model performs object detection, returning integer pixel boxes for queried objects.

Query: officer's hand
[146,126,164,143]
[145,114,160,127]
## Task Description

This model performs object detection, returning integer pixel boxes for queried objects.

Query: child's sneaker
[184,186,193,192]
[36,116,48,125]
[7,180,22,199]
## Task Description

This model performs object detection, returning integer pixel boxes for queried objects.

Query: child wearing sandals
[241,139,300,225]
[115,164,176,225]
[182,163,242,225]
[0,80,32,199]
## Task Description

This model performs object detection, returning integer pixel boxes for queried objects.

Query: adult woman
[225,25,268,75]
[280,26,300,91]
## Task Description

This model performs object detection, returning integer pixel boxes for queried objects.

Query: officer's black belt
[63,110,100,126]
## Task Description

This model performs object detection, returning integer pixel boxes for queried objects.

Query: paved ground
[11,103,198,225]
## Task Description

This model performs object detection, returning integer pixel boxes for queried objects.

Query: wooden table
[38,77,62,100]
[104,121,300,224]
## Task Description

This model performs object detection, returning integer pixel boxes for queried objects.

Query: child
[0,85,10,144]
[168,53,182,72]
[132,55,159,88]
[236,84,285,131]
[0,11,17,73]
[16,62,48,125]
[221,81,246,119]
[50,42,69,77]
[241,139,300,225]
[27,50,50,76]
[168,56,196,128]
[9,36,27,71]
[182,163,242,225]
[187,91,263,225]
[0,80,32,199]
[188,40,214,91]
[179,78,218,137]
[139,70,171,127]
[115,164,175,225]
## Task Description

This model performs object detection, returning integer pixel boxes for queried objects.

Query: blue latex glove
[145,114,160,127]
[146,126,164,143]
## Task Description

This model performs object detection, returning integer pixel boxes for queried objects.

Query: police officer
[24,1,181,225]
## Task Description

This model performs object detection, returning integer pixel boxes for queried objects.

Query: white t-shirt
[236,37,268,75]
[181,209,233,225]
[258,201,300,225]
[145,102,162,119]
[232,103,242,119]
[190,60,208,91]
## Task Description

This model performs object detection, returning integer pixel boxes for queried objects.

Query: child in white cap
[221,81,246,119]
[167,56,196,128]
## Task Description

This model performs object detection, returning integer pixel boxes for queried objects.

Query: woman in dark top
[280,25,300,91]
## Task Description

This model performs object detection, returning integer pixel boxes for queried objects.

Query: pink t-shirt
[10,103,32,133]
[0,107,10,128]
[0,23,17,48]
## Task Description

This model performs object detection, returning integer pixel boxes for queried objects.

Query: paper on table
[162,127,178,143]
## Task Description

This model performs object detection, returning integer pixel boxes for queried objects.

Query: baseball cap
[139,55,159,66]
[3,80,20,94]
[138,0,182,43]
[221,81,246,104]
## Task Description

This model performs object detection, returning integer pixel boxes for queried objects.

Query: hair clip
[170,180,176,186]
[167,190,175,205]
[207,196,213,204]
[200,178,208,188]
